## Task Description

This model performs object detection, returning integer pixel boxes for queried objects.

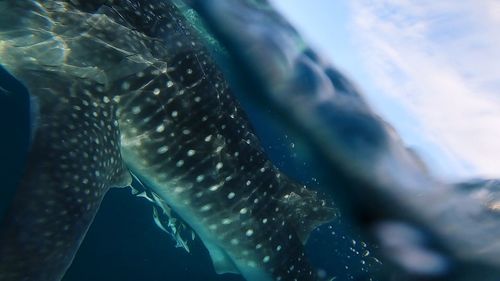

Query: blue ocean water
[0,66,30,221]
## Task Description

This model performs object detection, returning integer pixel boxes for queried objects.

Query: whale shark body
[0,1,336,280]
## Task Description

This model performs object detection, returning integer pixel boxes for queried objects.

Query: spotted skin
[114,2,336,281]
[0,1,335,281]
[0,72,131,281]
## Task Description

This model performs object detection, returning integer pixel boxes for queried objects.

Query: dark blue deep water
[0,65,379,281]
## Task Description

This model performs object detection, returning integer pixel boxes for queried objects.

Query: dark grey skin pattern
[0,1,336,281]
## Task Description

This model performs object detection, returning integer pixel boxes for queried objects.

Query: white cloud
[348,0,500,180]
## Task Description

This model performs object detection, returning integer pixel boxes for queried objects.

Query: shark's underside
[0,1,336,281]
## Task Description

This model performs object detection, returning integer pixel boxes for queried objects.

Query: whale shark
[0,1,336,281]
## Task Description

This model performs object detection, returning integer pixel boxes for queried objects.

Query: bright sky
[271,0,500,182]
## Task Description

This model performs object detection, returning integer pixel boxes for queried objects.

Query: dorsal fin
[277,180,339,244]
